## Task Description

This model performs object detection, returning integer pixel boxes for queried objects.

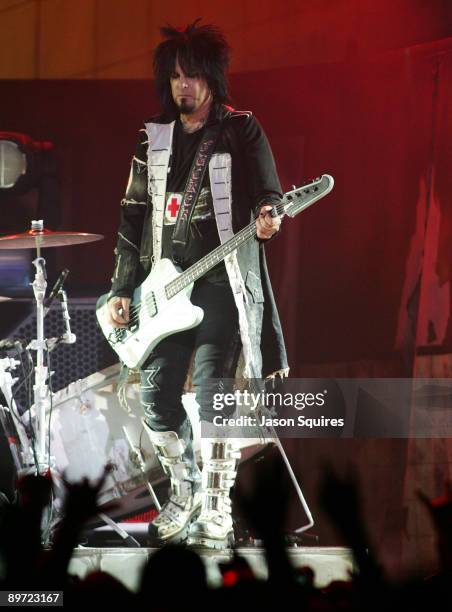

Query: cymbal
[0,228,104,249]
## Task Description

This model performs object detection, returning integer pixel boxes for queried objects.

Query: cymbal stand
[26,221,76,473]
[28,250,50,474]
[24,239,69,542]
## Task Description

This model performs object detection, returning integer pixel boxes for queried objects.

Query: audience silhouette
[0,457,450,610]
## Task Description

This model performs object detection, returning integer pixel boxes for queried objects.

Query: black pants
[140,279,240,432]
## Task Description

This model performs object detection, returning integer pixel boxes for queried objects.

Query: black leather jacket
[110,103,288,377]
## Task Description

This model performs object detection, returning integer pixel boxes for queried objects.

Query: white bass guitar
[96,175,334,368]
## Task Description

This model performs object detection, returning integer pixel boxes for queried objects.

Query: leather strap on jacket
[171,119,225,265]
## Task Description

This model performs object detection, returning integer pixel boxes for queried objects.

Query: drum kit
[0,220,114,542]
[0,220,273,545]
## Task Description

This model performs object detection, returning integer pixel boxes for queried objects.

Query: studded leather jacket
[109,103,288,378]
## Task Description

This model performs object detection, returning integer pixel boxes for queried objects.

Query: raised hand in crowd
[41,463,119,588]
[0,472,52,589]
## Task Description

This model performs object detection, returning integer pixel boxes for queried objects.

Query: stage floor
[69,543,354,591]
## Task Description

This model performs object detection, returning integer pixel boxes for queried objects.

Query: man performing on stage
[107,20,288,549]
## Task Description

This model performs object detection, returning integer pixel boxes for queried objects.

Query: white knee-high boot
[145,419,202,546]
[187,437,241,549]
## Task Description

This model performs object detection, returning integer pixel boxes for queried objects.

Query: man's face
[170,57,211,114]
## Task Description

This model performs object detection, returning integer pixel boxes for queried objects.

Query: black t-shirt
[161,119,228,284]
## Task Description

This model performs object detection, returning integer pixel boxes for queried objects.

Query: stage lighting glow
[0,139,27,189]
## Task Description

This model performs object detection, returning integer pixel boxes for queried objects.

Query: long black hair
[153,19,231,117]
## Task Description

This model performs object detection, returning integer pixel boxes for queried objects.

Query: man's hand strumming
[107,296,131,328]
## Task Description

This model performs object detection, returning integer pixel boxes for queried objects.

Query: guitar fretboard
[164,180,327,298]
[165,221,258,299]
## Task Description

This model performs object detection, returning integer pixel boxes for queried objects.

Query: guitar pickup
[128,320,139,333]
[148,292,158,317]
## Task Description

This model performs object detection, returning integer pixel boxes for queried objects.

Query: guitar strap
[171,114,228,265]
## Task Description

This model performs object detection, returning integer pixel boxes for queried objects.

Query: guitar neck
[163,175,334,299]
[165,204,285,299]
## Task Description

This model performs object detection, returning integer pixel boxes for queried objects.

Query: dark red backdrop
[1,37,452,576]
[2,38,451,371]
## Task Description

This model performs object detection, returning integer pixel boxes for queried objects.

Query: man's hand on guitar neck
[256,204,281,239]
[107,296,131,328]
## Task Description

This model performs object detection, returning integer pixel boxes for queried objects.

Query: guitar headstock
[281,175,334,218]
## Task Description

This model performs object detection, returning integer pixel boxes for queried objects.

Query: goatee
[178,98,195,114]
